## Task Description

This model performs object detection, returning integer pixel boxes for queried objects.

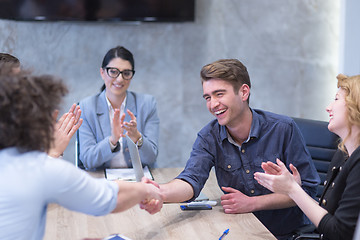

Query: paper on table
[105,166,153,181]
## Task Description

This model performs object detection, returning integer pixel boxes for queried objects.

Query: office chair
[293,117,339,198]
[291,118,339,239]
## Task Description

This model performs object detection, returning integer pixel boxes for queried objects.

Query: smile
[214,109,226,115]
[113,83,124,88]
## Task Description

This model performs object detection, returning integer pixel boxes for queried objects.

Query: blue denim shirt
[177,109,320,238]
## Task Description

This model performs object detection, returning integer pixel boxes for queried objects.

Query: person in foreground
[254,74,360,240]
[79,46,160,170]
[0,64,163,240]
[141,59,320,239]
[0,52,82,158]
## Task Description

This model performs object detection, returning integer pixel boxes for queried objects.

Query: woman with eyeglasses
[254,74,360,240]
[79,46,159,170]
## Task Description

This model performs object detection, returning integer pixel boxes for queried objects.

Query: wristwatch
[136,135,143,148]
[110,140,120,152]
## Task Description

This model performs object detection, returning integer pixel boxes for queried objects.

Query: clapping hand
[49,104,83,158]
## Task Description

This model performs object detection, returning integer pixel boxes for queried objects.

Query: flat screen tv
[0,0,195,22]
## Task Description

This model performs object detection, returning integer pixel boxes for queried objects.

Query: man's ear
[238,84,250,102]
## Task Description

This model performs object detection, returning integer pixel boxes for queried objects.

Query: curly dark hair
[0,63,68,152]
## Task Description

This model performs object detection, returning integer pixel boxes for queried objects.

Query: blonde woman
[255,74,360,240]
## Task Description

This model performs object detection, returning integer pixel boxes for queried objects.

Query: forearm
[160,179,194,203]
[251,192,297,211]
[139,138,158,166]
[289,183,327,227]
[138,119,159,166]
[80,137,113,169]
[112,181,149,213]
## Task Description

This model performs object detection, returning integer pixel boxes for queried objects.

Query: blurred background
[1,0,359,167]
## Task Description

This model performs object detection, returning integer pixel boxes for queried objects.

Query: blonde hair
[336,73,360,152]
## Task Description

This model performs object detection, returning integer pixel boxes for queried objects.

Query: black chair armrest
[293,233,321,240]
[292,224,321,240]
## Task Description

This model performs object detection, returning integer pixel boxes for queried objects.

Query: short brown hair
[0,64,68,152]
[200,59,251,103]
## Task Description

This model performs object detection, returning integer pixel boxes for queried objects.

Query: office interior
[0,0,359,168]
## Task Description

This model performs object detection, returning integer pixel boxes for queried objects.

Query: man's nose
[210,98,219,109]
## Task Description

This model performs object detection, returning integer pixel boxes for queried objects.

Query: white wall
[339,0,360,75]
[0,0,340,167]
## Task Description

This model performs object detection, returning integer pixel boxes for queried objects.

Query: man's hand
[220,186,255,214]
[48,104,83,158]
[139,177,163,214]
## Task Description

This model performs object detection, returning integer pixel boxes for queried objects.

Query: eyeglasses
[105,67,135,80]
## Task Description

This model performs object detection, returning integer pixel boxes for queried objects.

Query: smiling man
[142,59,320,239]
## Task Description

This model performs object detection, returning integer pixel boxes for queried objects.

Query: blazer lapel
[125,91,137,122]
[96,91,112,138]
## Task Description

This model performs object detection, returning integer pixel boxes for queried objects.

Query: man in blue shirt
[143,59,320,239]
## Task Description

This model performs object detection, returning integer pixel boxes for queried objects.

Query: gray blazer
[79,90,160,170]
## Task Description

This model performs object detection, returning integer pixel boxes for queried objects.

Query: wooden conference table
[44,168,276,240]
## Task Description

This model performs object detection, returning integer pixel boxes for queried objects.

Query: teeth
[215,109,226,115]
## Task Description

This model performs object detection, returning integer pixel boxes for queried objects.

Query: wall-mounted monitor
[0,0,195,22]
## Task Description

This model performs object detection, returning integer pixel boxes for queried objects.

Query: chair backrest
[292,117,339,199]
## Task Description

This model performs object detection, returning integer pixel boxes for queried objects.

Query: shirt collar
[105,95,127,112]
[219,108,261,144]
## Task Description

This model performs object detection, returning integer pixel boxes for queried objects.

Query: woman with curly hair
[254,74,360,240]
[0,64,162,240]
[0,52,82,158]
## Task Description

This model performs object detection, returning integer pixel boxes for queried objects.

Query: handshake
[111,177,166,215]
[138,177,164,214]
[112,172,195,214]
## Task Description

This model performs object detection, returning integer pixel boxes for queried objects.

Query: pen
[219,228,229,240]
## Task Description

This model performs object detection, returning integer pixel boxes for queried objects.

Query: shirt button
[322,199,327,206]
[324,180,327,185]
[241,149,245,153]
[339,166,342,171]
[332,167,336,171]
[246,169,250,174]
[250,189,255,194]
[227,165,231,169]
[332,182,335,187]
